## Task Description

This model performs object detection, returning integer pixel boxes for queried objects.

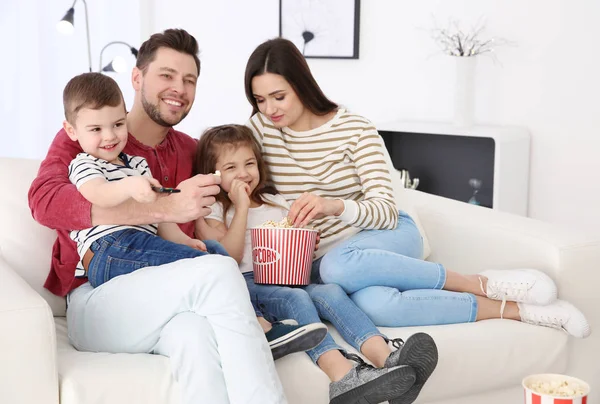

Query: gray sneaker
[329,353,416,404]
[385,333,438,404]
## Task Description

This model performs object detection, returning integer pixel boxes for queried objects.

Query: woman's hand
[228,179,251,208]
[288,193,344,228]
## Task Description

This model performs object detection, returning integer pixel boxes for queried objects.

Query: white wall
[0,0,141,158]
[2,0,599,236]
[146,1,600,235]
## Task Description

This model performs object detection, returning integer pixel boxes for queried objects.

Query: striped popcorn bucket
[250,227,318,285]
[523,374,590,404]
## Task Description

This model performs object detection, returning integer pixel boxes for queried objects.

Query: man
[29,29,286,404]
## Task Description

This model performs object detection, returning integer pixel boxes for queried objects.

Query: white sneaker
[479,269,557,305]
[518,300,591,338]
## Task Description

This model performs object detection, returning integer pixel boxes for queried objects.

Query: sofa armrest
[404,190,600,390]
[0,256,59,404]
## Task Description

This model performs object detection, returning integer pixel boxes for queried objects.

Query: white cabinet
[377,121,530,216]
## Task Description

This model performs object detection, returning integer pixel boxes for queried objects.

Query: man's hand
[184,238,208,252]
[288,193,344,228]
[160,174,222,223]
[228,179,251,209]
[127,176,162,203]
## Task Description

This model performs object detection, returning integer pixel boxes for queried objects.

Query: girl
[242,37,590,404]
[194,124,436,404]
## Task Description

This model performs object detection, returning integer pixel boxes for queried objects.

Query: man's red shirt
[28,128,198,296]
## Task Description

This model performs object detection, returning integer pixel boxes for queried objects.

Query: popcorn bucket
[523,374,590,404]
[250,227,318,285]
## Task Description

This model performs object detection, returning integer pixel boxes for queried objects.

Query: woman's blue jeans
[244,270,385,363]
[318,211,478,327]
[87,229,228,288]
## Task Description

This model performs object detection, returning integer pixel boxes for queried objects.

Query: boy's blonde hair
[63,72,125,124]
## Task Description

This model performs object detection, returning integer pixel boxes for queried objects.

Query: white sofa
[0,156,598,404]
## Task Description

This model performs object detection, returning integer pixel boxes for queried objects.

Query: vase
[453,56,477,127]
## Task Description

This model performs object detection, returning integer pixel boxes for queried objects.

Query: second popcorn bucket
[250,226,318,285]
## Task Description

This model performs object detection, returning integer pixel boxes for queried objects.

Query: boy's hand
[228,179,251,208]
[185,238,207,252]
[128,176,162,203]
[314,233,321,252]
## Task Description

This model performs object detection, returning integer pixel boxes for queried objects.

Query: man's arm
[28,130,92,231]
[29,130,222,229]
[91,174,222,226]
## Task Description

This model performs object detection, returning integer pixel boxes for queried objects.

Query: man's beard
[141,88,189,127]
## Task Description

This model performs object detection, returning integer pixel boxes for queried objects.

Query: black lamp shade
[101,62,115,73]
[60,7,75,26]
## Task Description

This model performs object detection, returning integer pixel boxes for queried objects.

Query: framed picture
[279,0,360,59]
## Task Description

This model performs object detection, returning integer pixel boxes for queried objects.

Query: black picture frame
[279,0,360,59]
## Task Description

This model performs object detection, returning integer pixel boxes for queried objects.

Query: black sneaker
[385,333,438,404]
[266,322,328,360]
[329,353,416,404]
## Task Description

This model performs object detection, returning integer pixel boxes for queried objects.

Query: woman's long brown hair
[244,37,338,116]
[193,124,278,221]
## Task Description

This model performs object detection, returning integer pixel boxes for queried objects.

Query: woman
[242,37,590,402]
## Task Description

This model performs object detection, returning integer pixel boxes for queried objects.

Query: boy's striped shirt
[68,152,157,277]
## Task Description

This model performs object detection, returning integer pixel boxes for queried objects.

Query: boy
[63,72,326,358]
[63,72,221,286]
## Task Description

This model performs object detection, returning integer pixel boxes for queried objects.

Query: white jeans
[67,255,287,404]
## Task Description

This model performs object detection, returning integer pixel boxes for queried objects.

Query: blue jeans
[244,270,385,363]
[318,211,478,327]
[87,229,229,288]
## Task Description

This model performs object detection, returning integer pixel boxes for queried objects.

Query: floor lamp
[99,41,139,73]
[57,0,92,72]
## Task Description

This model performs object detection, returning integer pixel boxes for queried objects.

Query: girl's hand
[228,179,251,208]
[185,238,207,252]
[288,193,344,228]
[314,233,320,252]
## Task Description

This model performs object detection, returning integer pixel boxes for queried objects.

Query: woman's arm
[342,127,398,229]
[288,127,398,230]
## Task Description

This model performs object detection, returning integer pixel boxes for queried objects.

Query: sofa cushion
[0,158,66,316]
[55,317,568,404]
[382,148,432,260]
[0,152,430,316]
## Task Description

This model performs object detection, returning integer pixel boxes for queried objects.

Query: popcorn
[527,379,586,397]
[214,170,221,177]
[261,217,294,228]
